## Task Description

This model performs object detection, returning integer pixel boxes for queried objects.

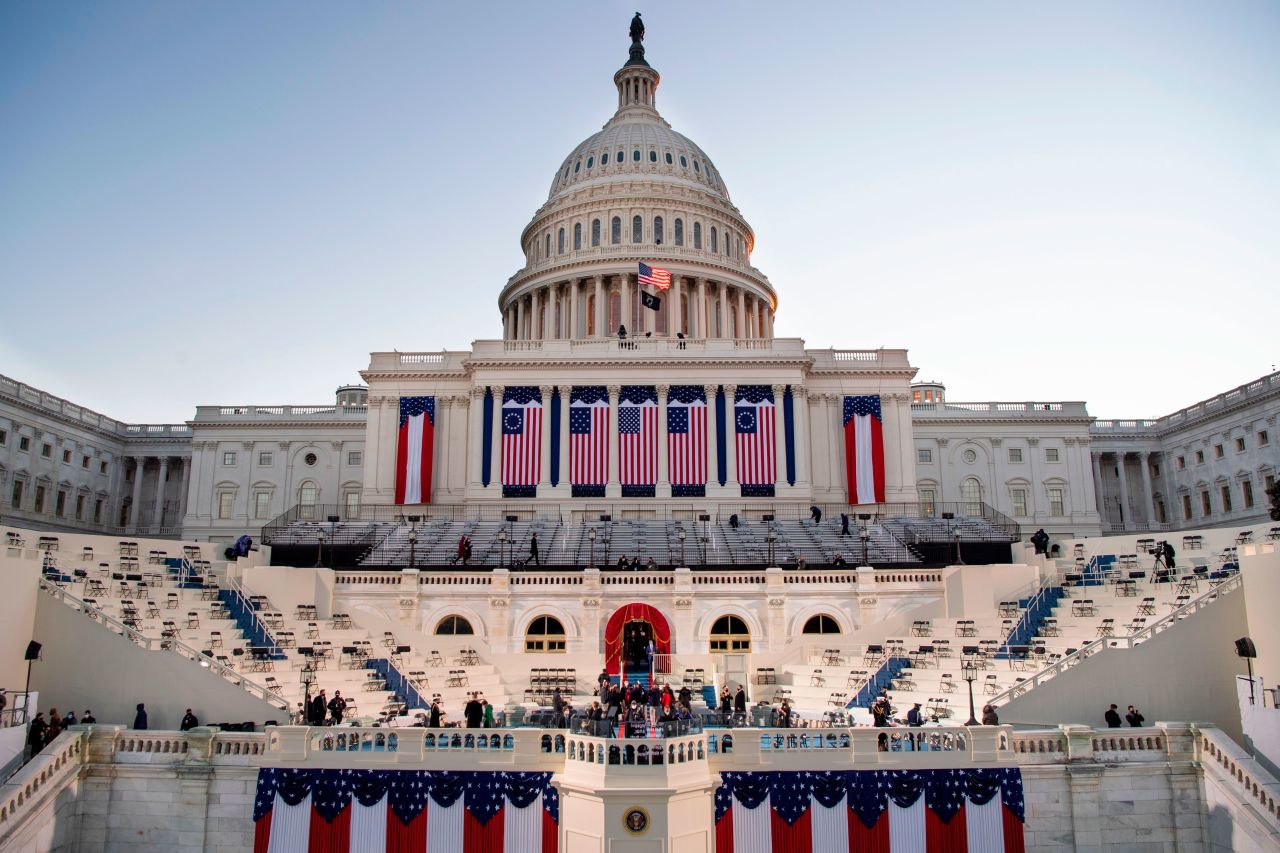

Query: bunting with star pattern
[252,768,558,853]
[714,768,1025,852]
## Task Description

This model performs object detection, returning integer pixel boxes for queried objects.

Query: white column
[569,279,580,339]
[1089,450,1104,517]
[1115,452,1132,531]
[620,274,632,335]
[538,386,552,491]
[435,397,452,499]
[724,384,739,492]
[531,288,543,340]
[606,385,621,498]
[704,384,720,490]
[468,389,485,491]
[557,386,571,495]
[594,275,605,337]
[129,456,146,531]
[177,458,192,528]
[671,278,683,336]
[516,297,526,341]
[1140,452,1157,529]
[772,385,789,487]
[696,278,708,338]
[489,386,504,493]
[656,385,671,497]
[793,387,811,489]
[736,289,746,339]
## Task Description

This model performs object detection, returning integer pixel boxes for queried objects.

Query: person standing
[529,532,540,567]
[328,691,346,725]
[26,712,47,757]
[1104,704,1122,728]
[719,687,732,718]
[734,686,747,720]
[312,690,328,726]
[429,700,443,728]
[81,710,96,725]
[982,705,1000,725]
[180,709,199,731]
[483,700,495,728]
[464,693,484,728]
[1126,705,1145,727]
[841,514,851,536]
[132,703,148,730]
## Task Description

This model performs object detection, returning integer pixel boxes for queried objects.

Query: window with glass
[917,449,932,464]
[299,482,318,520]
[258,451,273,466]
[10,481,22,509]
[345,492,360,516]
[1048,488,1065,516]
[1214,444,1224,459]
[802,615,841,635]
[919,488,937,514]
[674,218,683,246]
[710,226,718,253]
[633,149,641,161]
[218,492,234,519]
[1243,480,1255,509]
[55,490,66,517]
[649,150,657,162]
[591,219,601,246]
[254,492,271,519]
[0,429,6,446]
[1200,491,1212,516]
[710,615,750,652]
[654,216,663,244]
[19,436,30,452]
[1235,437,1246,453]
[960,478,983,513]
[435,615,474,635]
[41,444,51,458]
[1195,450,1204,464]
[545,234,551,258]
[525,616,567,653]
[1045,448,1060,462]
[1259,430,1270,446]
[1009,448,1023,463]
[632,215,643,243]
[573,222,582,250]
[558,228,565,254]
[611,217,621,245]
[1011,488,1028,517]
[665,152,673,164]
[1177,456,1185,470]
[100,461,108,475]
[586,156,593,169]
[94,499,103,523]
[693,222,702,249]
[602,152,609,165]
[1221,485,1232,513]
[81,455,89,468]
[348,451,362,466]
[62,449,71,464]
[223,451,236,466]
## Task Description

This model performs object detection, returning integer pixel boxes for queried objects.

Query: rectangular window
[345,492,361,515]
[75,494,85,520]
[919,489,936,513]
[254,492,271,519]
[1182,494,1192,520]
[0,428,6,446]
[55,490,66,517]
[10,481,23,509]
[94,499,103,523]
[1195,450,1204,465]
[1048,488,1065,516]
[19,436,30,452]
[1176,456,1185,470]
[1267,475,1276,493]
[81,455,90,468]
[1243,480,1254,509]
[1200,491,1212,516]
[222,451,236,466]
[34,485,46,513]
[1008,448,1023,463]
[217,492,234,519]
[1221,485,1233,513]
[916,449,932,464]
[348,451,363,466]
[1011,488,1027,517]
[100,461,109,475]
[1259,430,1270,446]
[1156,500,1166,524]
[41,444,52,458]
[61,449,71,464]
[1214,444,1224,459]
[258,451,273,467]
[1045,448,1060,462]
[1151,463,1160,477]
[1236,437,1246,453]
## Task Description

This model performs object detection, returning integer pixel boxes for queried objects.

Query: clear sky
[2,1,1277,424]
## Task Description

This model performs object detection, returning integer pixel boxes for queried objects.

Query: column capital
[538,385,553,398]
[703,383,719,398]
[470,387,487,401]
[655,384,670,396]
[558,385,571,399]
[792,385,808,400]
[492,385,505,397]
[771,383,787,396]
[607,384,622,397]
[723,384,737,397]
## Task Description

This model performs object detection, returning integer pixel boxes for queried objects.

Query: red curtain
[604,602,672,674]
[308,806,352,853]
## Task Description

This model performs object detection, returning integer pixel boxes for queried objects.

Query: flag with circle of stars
[733,385,776,488]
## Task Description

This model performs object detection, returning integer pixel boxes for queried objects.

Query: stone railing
[911,401,1088,417]
[0,373,188,439]
[193,404,368,421]
[1197,725,1280,830]
[706,726,1016,770]
[1092,371,1280,435]
[260,726,563,771]
[989,573,1242,707]
[0,730,83,838]
[39,578,288,711]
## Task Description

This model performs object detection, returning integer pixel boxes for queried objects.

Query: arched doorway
[604,603,672,676]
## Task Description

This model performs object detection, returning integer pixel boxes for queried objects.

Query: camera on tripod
[1149,541,1166,556]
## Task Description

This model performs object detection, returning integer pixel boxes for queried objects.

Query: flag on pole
[640,290,661,311]
[394,397,435,505]
[502,387,542,498]
[714,768,1026,853]
[618,386,657,497]
[667,385,707,497]
[735,385,776,495]
[569,386,608,498]
[252,768,559,853]
[843,395,886,505]
[638,262,671,290]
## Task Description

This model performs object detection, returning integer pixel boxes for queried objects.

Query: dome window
[665,152,673,165]
[587,156,594,169]
[649,150,657,162]
[654,216,664,245]
[674,218,684,246]
[573,223,582,251]
[693,222,702,249]
[617,149,624,163]
[611,217,622,245]
[710,227,718,253]
[633,149,641,162]
[602,152,609,165]
[545,234,551,259]
[680,155,688,168]
[558,228,565,254]
[631,215,643,243]
[591,219,601,247]
[574,161,581,174]
[693,161,701,173]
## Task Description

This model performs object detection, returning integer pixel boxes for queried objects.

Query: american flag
[394,397,434,505]
[667,385,707,495]
[844,395,886,505]
[734,385,776,487]
[638,261,671,290]
[253,768,559,852]
[618,386,657,492]
[569,386,608,495]
[715,768,1026,852]
[502,387,541,493]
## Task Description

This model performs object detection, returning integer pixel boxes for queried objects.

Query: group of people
[622,626,655,670]
[452,535,473,565]
[304,689,349,726]
[590,676,699,733]
[26,707,96,758]
[1104,703,1146,727]
[614,555,659,571]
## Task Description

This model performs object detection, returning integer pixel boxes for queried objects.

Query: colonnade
[503,273,774,341]
[1093,450,1159,531]
[126,455,190,533]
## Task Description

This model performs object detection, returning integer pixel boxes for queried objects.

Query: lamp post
[961,660,979,726]
[588,528,596,568]
[860,527,871,566]
[314,530,325,567]
[407,529,417,568]
[498,528,507,568]
[766,529,777,567]
[301,663,316,725]
[678,528,686,567]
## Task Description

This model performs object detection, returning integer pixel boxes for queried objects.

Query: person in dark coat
[529,532,540,566]
[906,703,923,727]
[841,514,851,536]
[810,506,822,525]
[598,669,611,698]
[132,703,148,730]
[734,686,747,716]
[718,688,732,716]
[312,690,328,726]
[464,693,484,728]
[678,685,692,708]
[1162,541,1176,569]
[81,710,96,725]
[428,700,443,728]
[1030,529,1049,555]
[982,705,1000,726]
[1126,705,1145,727]
[27,712,48,756]
[180,709,199,731]
[1104,704,1122,728]
[328,692,346,725]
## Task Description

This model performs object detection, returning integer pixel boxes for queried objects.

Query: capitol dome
[501,16,775,344]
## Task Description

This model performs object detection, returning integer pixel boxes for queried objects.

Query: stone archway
[604,603,672,675]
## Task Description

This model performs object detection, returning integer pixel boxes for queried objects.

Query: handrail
[991,573,1242,706]
[223,577,285,658]
[38,578,288,710]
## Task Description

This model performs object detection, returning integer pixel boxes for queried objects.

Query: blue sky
[2,1,1277,423]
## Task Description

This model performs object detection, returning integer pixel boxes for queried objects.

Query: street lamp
[301,663,316,725]
[678,528,686,567]
[407,529,417,568]
[961,659,979,726]
[766,529,777,567]
[588,528,597,568]
[314,530,326,567]
[498,528,507,568]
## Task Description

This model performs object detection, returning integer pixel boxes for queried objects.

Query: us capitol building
[1,24,1277,548]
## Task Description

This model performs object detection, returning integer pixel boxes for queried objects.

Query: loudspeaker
[1235,637,1257,659]
[506,515,519,522]
[24,641,41,661]
[599,515,612,522]
[762,514,775,522]
[698,514,711,522]
[941,512,955,520]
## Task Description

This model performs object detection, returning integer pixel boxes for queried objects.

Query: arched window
[803,614,842,635]
[574,161,580,174]
[586,156,594,169]
[710,227,718,253]
[557,228,565,254]
[617,149,624,163]
[602,151,609,165]
[545,234,551,259]
[586,293,595,336]
[633,149,641,162]
[654,216,664,245]
[611,217,622,245]
[961,478,984,515]
[649,150,657,162]
[298,482,318,520]
[680,155,688,168]
[710,615,750,652]
[435,615,474,635]
[665,152,673,164]
[525,616,566,653]
[693,160,701,173]
[674,218,684,246]
[632,215,643,243]
[591,219,601,247]
[693,222,702,249]
[573,223,582,250]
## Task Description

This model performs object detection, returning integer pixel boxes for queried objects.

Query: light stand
[301,663,316,725]
[588,528,596,568]
[314,530,326,567]
[678,528,686,567]
[1237,637,1258,705]
[860,527,871,566]
[22,640,40,742]
[407,529,417,568]
[766,529,776,567]
[961,659,979,726]
[498,529,507,568]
